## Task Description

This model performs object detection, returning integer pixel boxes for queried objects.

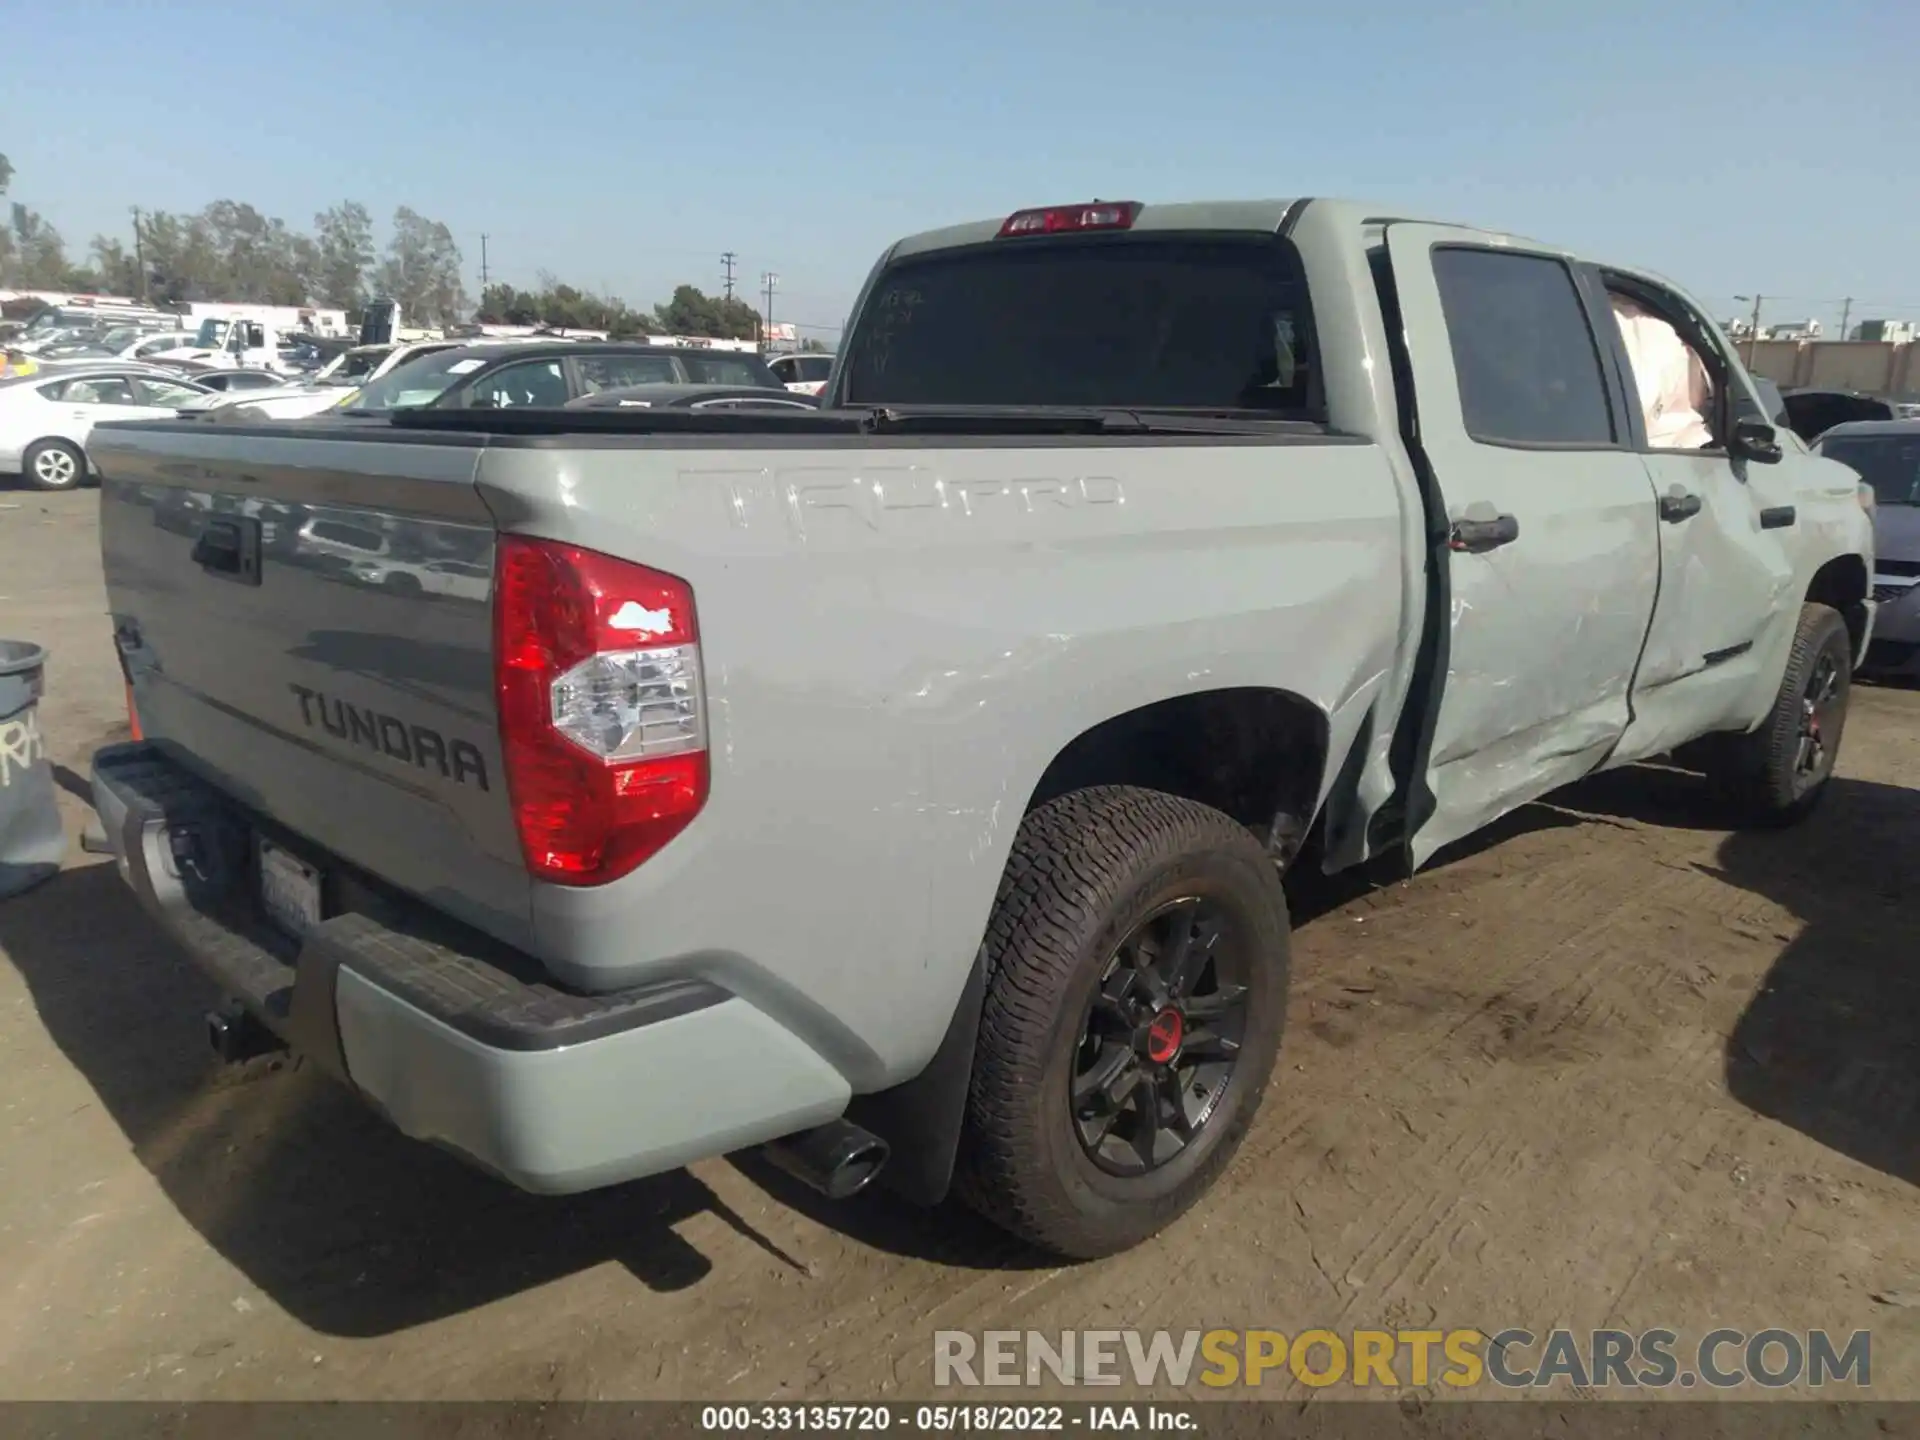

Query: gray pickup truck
[88,198,1875,1260]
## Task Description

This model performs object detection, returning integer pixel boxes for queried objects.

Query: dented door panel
[1608,448,1798,764]
[1382,224,1662,866]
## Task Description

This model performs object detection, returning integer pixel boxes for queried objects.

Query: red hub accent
[1145,1008,1185,1065]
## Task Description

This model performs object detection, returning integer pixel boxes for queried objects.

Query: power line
[479,234,490,290]
[720,251,737,300]
[761,271,779,343]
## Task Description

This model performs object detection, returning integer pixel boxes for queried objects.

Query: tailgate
[91,422,534,947]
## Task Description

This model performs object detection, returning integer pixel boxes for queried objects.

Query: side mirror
[1730,418,1783,465]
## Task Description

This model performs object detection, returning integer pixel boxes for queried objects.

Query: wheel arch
[1806,551,1870,664]
[849,685,1332,1206]
[1024,686,1334,868]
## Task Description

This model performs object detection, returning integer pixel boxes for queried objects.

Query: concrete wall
[1741,338,1920,398]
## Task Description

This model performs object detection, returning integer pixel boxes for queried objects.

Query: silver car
[1815,419,1920,675]
[0,366,212,490]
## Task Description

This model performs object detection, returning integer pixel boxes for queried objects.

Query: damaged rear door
[1382,226,1662,864]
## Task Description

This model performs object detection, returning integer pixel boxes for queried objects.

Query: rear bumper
[89,743,851,1194]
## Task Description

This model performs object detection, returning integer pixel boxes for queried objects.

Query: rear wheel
[956,786,1290,1258]
[22,439,86,492]
[1693,602,1852,826]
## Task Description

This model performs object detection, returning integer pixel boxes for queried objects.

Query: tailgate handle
[191,517,263,586]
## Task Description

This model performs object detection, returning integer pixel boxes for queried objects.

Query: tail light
[494,536,709,885]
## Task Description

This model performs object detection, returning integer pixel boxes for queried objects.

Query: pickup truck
[87,198,1875,1260]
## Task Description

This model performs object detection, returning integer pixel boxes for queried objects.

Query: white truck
[88,196,1875,1259]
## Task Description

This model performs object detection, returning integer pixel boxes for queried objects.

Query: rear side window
[577,354,680,392]
[1431,248,1615,447]
[469,358,570,408]
[840,235,1318,414]
[796,356,833,382]
[681,353,780,387]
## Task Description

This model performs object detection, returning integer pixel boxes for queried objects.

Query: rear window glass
[840,235,1317,414]
[1819,435,1920,505]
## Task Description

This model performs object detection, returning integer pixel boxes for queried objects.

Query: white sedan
[767,352,835,396]
[0,367,211,490]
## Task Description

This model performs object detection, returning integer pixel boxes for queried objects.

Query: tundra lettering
[288,682,489,790]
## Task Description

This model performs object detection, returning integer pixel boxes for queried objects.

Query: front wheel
[22,438,86,491]
[955,786,1290,1259]
[1697,602,1853,827]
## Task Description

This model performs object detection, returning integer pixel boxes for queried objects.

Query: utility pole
[761,271,778,346]
[479,234,490,291]
[721,251,737,300]
[1735,293,1764,366]
[130,206,147,301]
[1839,296,1853,340]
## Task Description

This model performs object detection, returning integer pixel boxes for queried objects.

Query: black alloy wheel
[1071,896,1250,1175]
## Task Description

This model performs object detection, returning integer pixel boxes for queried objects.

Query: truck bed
[89,411,1409,1081]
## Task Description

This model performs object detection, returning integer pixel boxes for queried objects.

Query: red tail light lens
[998,201,1141,238]
[495,535,709,885]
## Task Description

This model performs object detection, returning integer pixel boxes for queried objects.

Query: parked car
[190,369,291,395]
[1779,388,1894,443]
[0,366,210,489]
[1814,418,1920,676]
[88,197,1873,1260]
[767,352,835,396]
[177,340,469,419]
[567,383,821,411]
[33,325,199,367]
[336,342,786,413]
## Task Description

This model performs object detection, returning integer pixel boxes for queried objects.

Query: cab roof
[882,197,1549,262]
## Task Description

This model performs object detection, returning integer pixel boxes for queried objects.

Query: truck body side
[86,196,1873,1215]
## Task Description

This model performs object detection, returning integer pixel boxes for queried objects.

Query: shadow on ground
[1554,764,1920,1187]
[1713,778,1919,1185]
[10,752,1908,1339]
[0,861,1053,1339]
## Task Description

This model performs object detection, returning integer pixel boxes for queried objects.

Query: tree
[88,235,143,296]
[7,203,72,288]
[372,206,467,326]
[651,284,759,340]
[139,209,220,303]
[194,200,314,303]
[313,201,375,310]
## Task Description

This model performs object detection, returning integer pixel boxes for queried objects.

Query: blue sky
[7,0,1916,338]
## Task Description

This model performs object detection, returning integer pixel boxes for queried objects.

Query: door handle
[1759,505,1796,530]
[191,517,263,584]
[1659,487,1702,523]
[1448,512,1520,553]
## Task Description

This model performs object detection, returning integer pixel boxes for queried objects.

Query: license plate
[258,838,323,936]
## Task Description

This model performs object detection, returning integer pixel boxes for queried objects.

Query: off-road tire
[22,438,86,492]
[954,785,1291,1259]
[1693,602,1852,827]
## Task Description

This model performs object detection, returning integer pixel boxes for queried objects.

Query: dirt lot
[0,487,1916,1405]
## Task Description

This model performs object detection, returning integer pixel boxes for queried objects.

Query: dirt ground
[0,487,1916,1406]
